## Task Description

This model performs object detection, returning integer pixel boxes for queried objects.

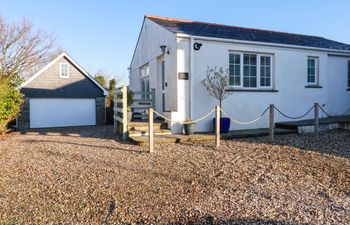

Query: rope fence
[318,105,350,117]
[220,106,269,125]
[153,109,215,124]
[145,103,350,152]
[274,105,315,120]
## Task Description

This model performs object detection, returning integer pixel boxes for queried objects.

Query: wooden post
[113,88,117,135]
[215,106,220,147]
[151,88,156,109]
[269,104,275,142]
[148,108,154,153]
[122,86,128,140]
[314,102,319,138]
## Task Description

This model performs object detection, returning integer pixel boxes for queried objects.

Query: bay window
[229,52,273,89]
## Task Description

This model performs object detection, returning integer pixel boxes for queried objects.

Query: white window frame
[229,51,274,89]
[307,56,319,85]
[140,64,150,99]
[59,63,69,78]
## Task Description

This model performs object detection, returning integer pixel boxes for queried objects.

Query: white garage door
[30,98,96,128]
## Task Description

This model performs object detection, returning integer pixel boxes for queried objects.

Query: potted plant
[201,67,233,133]
[183,119,196,135]
[127,89,134,122]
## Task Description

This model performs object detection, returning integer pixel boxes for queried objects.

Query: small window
[60,63,69,78]
[307,57,318,85]
[348,61,350,88]
[140,64,150,99]
[140,64,149,78]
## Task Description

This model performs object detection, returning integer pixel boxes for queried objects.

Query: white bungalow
[129,15,350,133]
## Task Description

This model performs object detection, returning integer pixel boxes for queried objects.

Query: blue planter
[212,117,231,133]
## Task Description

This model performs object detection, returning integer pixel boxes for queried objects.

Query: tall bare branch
[0,16,57,84]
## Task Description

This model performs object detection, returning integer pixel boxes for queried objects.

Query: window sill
[226,88,278,92]
[305,85,322,88]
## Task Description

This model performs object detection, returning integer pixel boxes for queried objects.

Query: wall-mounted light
[160,45,170,54]
[193,42,203,51]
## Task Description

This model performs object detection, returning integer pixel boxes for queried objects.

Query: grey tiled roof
[147,16,350,51]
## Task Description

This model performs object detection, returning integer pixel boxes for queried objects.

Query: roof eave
[19,52,109,96]
[176,33,350,54]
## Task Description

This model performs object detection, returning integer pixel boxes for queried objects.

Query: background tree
[0,75,24,134]
[200,67,233,109]
[0,16,56,133]
[108,78,117,100]
[94,70,108,89]
[0,16,56,84]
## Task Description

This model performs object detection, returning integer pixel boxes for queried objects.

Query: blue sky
[1,0,350,84]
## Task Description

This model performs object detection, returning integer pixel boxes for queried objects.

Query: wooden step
[128,121,168,132]
[129,129,172,137]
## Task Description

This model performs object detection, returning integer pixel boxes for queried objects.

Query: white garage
[29,98,96,128]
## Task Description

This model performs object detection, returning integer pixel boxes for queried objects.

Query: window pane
[229,54,235,63]
[251,77,257,87]
[243,54,257,88]
[266,78,271,87]
[307,58,317,84]
[260,56,271,87]
[251,55,257,65]
[243,77,249,87]
[266,67,271,76]
[266,57,271,66]
[234,65,240,75]
[243,66,249,76]
[251,66,257,76]
[234,54,240,64]
[229,65,235,75]
[234,77,240,86]
[229,76,234,85]
[229,54,241,86]
[244,54,250,65]
[60,64,69,77]
[260,79,265,87]
[260,67,265,77]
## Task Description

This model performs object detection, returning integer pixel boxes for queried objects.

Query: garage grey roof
[147,15,350,51]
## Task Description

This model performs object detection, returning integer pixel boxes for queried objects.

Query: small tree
[94,74,107,89]
[200,67,232,109]
[0,16,56,133]
[0,76,24,134]
[108,78,117,100]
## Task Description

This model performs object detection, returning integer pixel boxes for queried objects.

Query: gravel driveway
[0,126,349,224]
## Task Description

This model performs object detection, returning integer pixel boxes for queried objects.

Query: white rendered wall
[190,39,340,132]
[130,21,350,133]
[327,55,350,115]
[129,18,178,112]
